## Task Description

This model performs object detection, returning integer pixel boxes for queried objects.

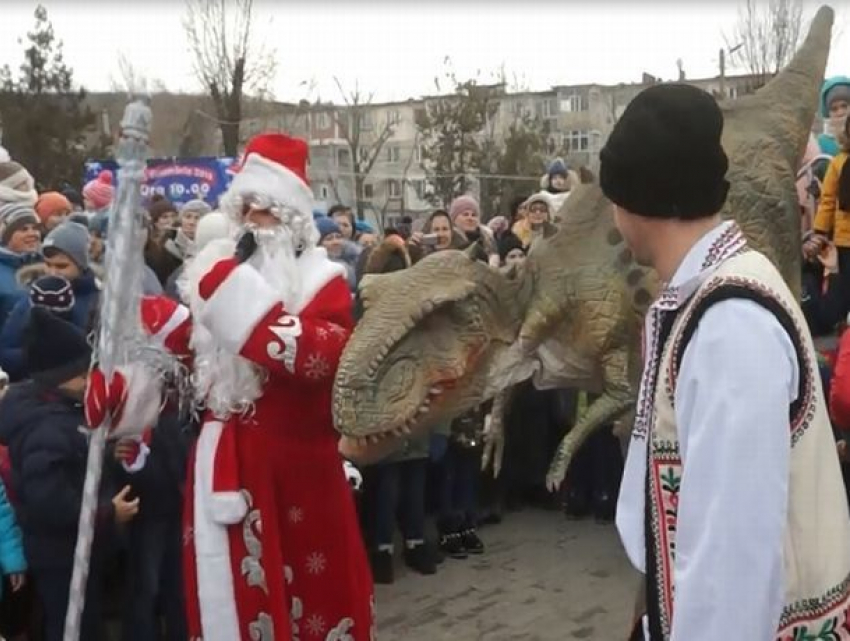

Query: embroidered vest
[645,249,850,640]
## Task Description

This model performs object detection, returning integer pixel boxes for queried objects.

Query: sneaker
[370,549,394,584]
[403,543,437,575]
[460,528,485,555]
[439,532,468,560]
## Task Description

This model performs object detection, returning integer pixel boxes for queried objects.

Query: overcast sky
[1,1,849,104]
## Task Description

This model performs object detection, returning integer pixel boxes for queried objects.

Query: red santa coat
[151,248,374,641]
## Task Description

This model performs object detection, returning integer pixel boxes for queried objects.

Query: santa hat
[225,133,315,225]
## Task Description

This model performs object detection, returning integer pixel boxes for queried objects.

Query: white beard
[179,228,303,418]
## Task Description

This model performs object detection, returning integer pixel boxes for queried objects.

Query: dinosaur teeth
[429,387,442,396]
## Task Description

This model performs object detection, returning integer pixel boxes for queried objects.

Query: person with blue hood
[316,215,357,291]
[818,76,850,157]
[0,203,43,331]
[0,221,101,381]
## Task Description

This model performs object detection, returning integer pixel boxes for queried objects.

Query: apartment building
[81,71,765,227]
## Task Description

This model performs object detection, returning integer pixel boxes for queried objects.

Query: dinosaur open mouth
[350,381,452,446]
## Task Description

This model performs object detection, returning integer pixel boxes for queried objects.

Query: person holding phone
[407,209,463,259]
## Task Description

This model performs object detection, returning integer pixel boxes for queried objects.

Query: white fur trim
[121,442,150,473]
[194,420,241,640]
[290,247,346,314]
[110,363,162,440]
[209,492,248,525]
[199,263,280,355]
[227,153,314,219]
[151,303,190,345]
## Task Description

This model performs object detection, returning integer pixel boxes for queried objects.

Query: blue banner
[84,157,236,207]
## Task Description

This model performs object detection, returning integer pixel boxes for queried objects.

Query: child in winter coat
[0,307,138,641]
[0,220,100,381]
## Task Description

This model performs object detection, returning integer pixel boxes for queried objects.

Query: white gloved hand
[343,460,363,491]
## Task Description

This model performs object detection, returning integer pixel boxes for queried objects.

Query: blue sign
[84,157,236,207]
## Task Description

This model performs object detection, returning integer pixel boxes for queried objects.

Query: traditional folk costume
[138,134,374,641]
[598,85,850,641]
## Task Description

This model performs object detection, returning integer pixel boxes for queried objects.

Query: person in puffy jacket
[0,307,138,641]
[0,221,99,381]
[814,117,850,273]
[0,204,42,330]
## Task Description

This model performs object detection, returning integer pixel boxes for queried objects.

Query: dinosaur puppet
[333,5,834,489]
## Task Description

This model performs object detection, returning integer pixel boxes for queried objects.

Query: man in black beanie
[606,84,850,641]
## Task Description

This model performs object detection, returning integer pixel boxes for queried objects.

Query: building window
[358,147,370,164]
[560,93,589,113]
[385,146,401,163]
[363,184,374,199]
[388,179,401,198]
[538,98,558,119]
[414,144,424,163]
[319,185,329,200]
[565,130,590,152]
[388,109,400,125]
[316,111,330,129]
[337,148,351,166]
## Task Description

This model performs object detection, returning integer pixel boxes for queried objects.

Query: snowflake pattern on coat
[305,613,327,637]
[306,551,327,575]
[304,353,331,380]
[288,506,304,524]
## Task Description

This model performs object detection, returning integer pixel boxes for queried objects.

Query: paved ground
[375,509,639,640]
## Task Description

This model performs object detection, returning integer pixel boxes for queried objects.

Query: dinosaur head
[333,249,529,439]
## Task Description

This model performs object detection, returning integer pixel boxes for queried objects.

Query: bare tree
[183,0,276,156]
[725,0,804,88]
[109,52,169,96]
[332,78,395,220]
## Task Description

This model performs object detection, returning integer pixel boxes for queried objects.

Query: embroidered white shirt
[616,222,799,640]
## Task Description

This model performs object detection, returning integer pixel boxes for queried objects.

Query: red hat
[226,133,314,221]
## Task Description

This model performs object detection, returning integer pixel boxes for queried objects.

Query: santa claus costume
[142,134,374,641]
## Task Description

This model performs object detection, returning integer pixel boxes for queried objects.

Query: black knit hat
[30,275,75,320]
[599,83,730,220]
[498,232,526,261]
[25,306,91,387]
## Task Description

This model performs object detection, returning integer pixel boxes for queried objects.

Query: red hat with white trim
[225,133,315,223]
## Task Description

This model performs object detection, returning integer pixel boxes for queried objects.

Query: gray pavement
[375,509,639,640]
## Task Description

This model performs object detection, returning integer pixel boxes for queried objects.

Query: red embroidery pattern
[647,444,682,638]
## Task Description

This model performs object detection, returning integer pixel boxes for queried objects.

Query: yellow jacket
[814,151,850,247]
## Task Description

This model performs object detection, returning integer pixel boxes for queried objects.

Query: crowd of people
[0,73,848,640]
[0,128,620,640]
